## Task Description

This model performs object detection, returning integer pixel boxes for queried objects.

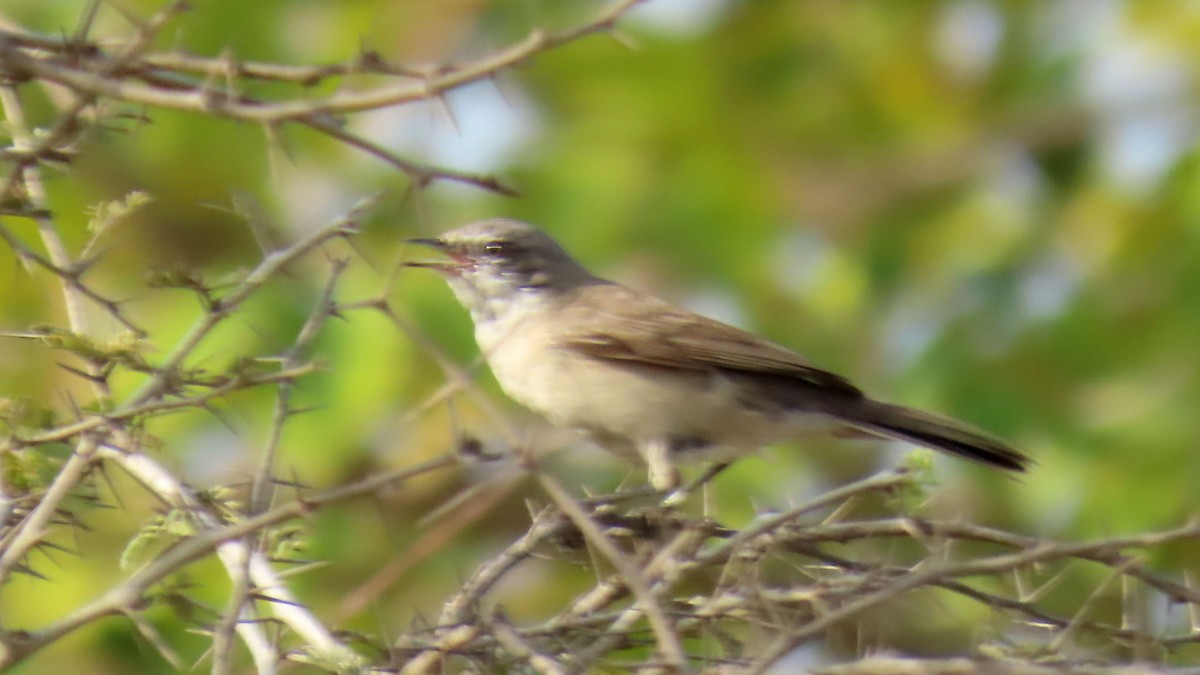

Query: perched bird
[406,219,1029,490]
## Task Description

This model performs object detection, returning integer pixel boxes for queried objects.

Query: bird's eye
[483,240,507,256]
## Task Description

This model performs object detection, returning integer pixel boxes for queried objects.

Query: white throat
[447,276,555,351]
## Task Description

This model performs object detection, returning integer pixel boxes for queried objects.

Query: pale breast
[475,292,849,459]
[483,323,791,451]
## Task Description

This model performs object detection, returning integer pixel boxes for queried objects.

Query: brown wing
[553,283,863,396]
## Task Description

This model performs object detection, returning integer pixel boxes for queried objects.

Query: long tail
[844,399,1029,472]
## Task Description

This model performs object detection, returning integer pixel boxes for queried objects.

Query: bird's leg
[640,438,680,493]
[663,461,731,507]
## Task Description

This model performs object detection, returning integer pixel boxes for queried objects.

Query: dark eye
[483,240,507,256]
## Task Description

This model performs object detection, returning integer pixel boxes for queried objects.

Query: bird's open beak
[403,237,467,274]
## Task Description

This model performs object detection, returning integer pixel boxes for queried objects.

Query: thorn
[56,361,103,384]
[607,28,640,51]
[434,93,461,136]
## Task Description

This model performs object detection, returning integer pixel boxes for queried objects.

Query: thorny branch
[0,0,642,195]
[0,0,672,671]
[392,468,1200,673]
[2,1,1199,674]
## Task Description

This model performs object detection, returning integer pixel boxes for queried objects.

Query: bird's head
[406,219,596,322]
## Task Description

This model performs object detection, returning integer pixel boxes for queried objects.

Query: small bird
[406,219,1029,491]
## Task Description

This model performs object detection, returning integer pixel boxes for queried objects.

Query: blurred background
[4,0,1200,671]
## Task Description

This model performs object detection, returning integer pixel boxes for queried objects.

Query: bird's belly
[486,332,840,456]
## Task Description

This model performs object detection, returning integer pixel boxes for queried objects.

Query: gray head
[406,219,598,321]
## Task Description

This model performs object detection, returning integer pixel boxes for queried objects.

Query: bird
[405,218,1029,491]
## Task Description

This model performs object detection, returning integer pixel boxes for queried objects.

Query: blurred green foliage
[4,0,1200,671]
